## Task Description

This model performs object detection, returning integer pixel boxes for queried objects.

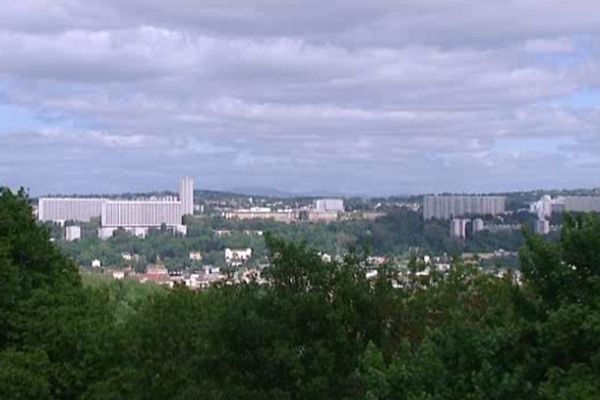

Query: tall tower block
[179,177,194,217]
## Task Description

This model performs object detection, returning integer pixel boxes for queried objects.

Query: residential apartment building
[101,200,183,227]
[423,195,506,220]
[562,196,600,213]
[314,198,345,212]
[179,177,194,216]
[65,225,81,241]
[38,197,106,222]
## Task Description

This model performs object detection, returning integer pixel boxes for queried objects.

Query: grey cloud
[1,1,600,194]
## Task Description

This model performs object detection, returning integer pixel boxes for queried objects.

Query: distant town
[32,177,600,290]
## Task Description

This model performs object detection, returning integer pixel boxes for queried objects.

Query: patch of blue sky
[493,136,574,154]
[0,103,44,133]
[549,88,600,109]
[533,53,582,68]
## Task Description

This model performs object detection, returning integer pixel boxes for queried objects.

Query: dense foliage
[2,188,600,399]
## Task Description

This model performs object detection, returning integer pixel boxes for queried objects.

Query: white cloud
[1,0,600,194]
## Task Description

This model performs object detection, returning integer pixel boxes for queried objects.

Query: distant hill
[227,187,374,198]
[31,187,600,202]
[227,187,296,198]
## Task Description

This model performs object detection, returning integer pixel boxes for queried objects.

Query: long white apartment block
[101,200,183,227]
[423,195,506,220]
[38,198,106,222]
[99,226,149,240]
[562,196,600,213]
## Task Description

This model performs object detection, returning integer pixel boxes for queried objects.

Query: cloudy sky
[1,0,600,196]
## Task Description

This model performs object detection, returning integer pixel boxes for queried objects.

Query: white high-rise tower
[179,177,194,217]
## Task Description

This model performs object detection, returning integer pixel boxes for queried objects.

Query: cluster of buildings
[100,259,267,290]
[450,218,485,239]
[223,198,347,223]
[529,194,600,235]
[38,177,194,240]
[102,262,228,289]
[214,229,263,237]
[93,244,262,289]
[225,248,252,267]
[424,193,600,238]
[419,195,508,238]
[96,247,521,290]
[358,252,521,287]
[530,195,600,216]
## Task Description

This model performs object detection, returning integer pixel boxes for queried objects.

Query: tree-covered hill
[2,187,600,399]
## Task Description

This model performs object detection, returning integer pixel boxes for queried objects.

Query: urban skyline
[17,180,600,199]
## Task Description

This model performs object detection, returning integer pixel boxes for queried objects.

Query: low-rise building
[367,256,387,266]
[366,270,378,280]
[112,270,125,280]
[223,209,297,223]
[98,226,149,240]
[243,230,264,236]
[65,225,81,241]
[184,273,201,289]
[203,265,221,275]
[225,248,252,266]
[306,210,339,223]
[240,268,265,284]
[320,253,332,263]
[138,264,171,285]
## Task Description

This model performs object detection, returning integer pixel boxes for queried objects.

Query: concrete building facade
[314,199,345,212]
[423,195,506,220]
[65,225,81,241]
[225,248,252,266]
[306,210,339,222]
[562,196,600,213]
[179,177,194,216]
[101,200,183,227]
[38,198,106,222]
